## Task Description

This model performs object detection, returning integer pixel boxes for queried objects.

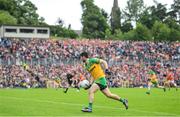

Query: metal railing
[0,57,179,68]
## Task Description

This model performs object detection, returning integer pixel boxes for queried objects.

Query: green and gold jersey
[148,70,158,83]
[55,77,61,84]
[85,58,105,80]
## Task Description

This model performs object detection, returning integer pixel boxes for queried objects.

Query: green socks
[88,103,93,109]
[119,98,124,103]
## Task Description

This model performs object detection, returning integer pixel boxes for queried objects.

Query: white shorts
[168,80,175,84]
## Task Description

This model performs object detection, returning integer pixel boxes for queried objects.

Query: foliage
[101,9,109,20]
[138,8,154,29]
[0,0,46,25]
[0,0,179,41]
[133,23,152,41]
[123,0,145,22]
[169,0,180,24]
[121,20,133,33]
[151,2,167,22]
[164,17,180,31]
[138,2,168,29]
[81,0,110,39]
[169,28,180,41]
[152,21,171,41]
[50,25,78,39]
[113,29,124,40]
[105,28,113,39]
[123,30,135,40]
[0,10,17,25]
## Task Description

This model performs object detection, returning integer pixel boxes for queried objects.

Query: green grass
[0,88,180,116]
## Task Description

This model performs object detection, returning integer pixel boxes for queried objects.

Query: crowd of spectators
[0,38,180,88]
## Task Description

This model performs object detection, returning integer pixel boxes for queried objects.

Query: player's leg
[146,81,152,95]
[64,82,71,93]
[63,87,69,93]
[164,81,170,91]
[101,87,128,109]
[74,85,80,92]
[172,83,178,91]
[174,83,178,91]
[175,83,178,91]
[168,81,171,91]
[156,83,166,92]
[55,82,60,90]
[170,81,178,91]
[82,83,99,112]
[74,80,80,92]
[167,80,171,91]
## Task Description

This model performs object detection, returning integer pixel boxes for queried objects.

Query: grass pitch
[0,88,180,116]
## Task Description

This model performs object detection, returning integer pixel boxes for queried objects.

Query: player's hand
[84,84,91,90]
[105,69,112,75]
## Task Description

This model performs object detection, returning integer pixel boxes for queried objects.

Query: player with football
[63,71,80,93]
[80,52,128,112]
[146,70,166,95]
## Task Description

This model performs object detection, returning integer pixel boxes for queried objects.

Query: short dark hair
[80,52,88,58]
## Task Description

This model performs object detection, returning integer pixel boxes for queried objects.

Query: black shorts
[68,80,73,85]
[96,83,107,91]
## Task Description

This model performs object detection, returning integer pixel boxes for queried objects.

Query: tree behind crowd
[0,0,179,41]
[81,0,110,39]
[81,0,180,41]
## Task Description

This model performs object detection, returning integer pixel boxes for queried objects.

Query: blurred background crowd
[0,38,180,88]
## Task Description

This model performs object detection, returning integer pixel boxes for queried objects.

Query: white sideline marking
[0,96,178,116]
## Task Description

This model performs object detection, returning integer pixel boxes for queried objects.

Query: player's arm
[99,59,108,69]
[99,59,112,75]
[71,79,75,87]
[89,77,94,84]
[84,77,94,90]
